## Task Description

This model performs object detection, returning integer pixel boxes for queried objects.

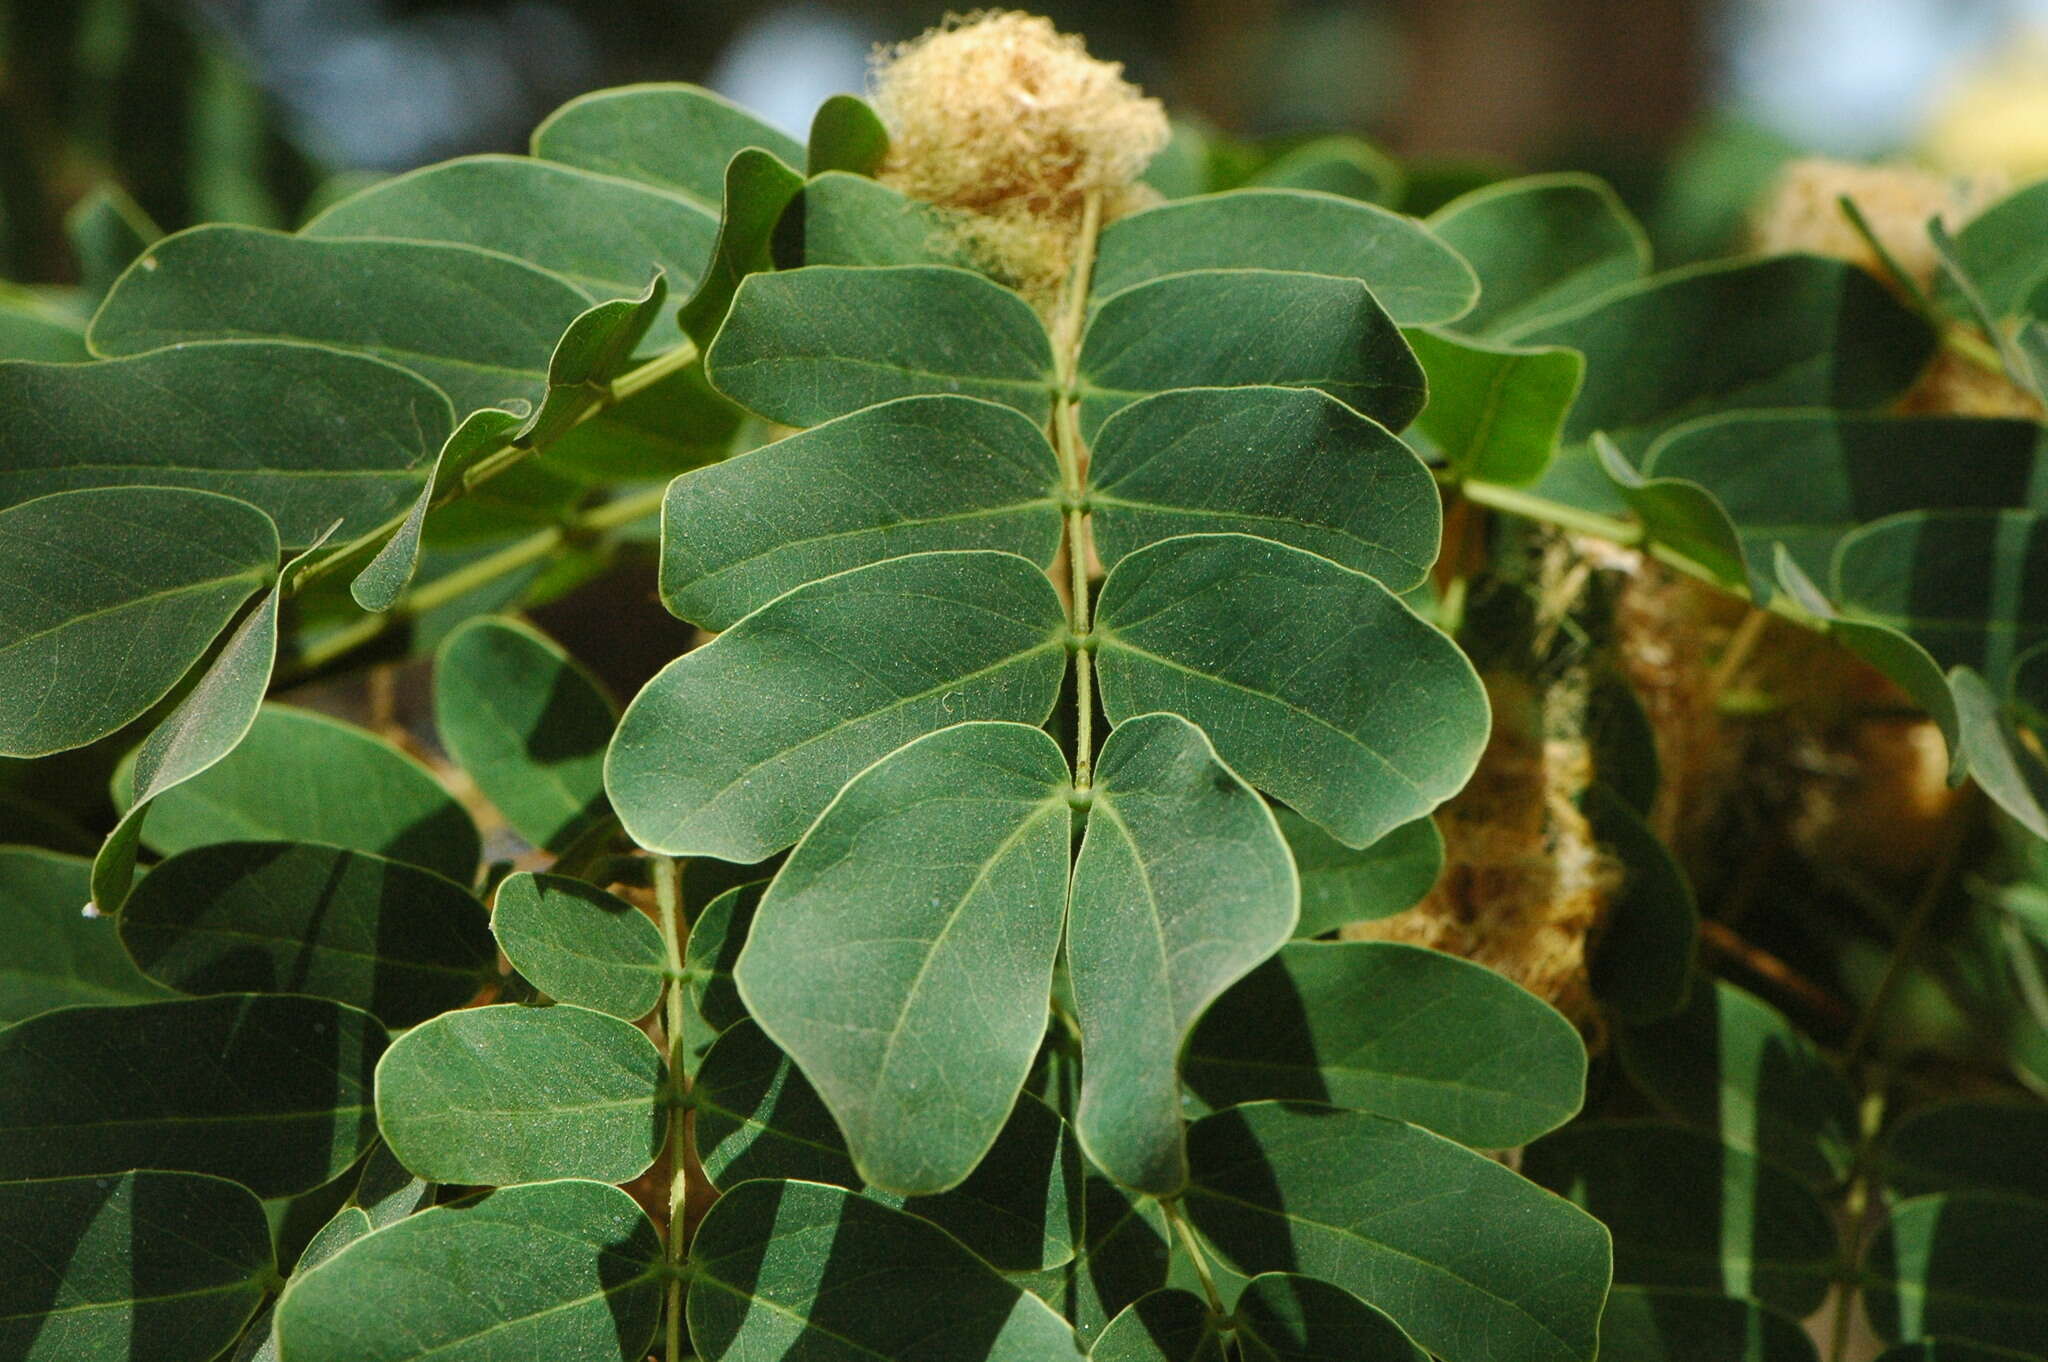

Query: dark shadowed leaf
[1585,782,1699,1022]
[1280,812,1444,935]
[1597,1286,1820,1362]
[1428,173,1651,337]
[1880,1102,2048,1203]
[1093,1289,1222,1361]
[1865,1193,2048,1356]
[1833,510,2048,682]
[0,848,171,1022]
[686,879,766,1032]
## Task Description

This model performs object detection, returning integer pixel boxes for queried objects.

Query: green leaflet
[492,872,666,1020]
[0,994,384,1196]
[350,1141,433,1230]
[304,154,717,316]
[434,616,616,852]
[0,342,454,545]
[0,848,170,1022]
[343,406,524,613]
[1280,812,1444,935]
[706,264,1056,427]
[1596,433,1762,599]
[1090,189,1479,326]
[807,94,890,177]
[89,226,594,416]
[1406,329,1585,487]
[607,550,1068,863]
[1647,412,2048,581]
[275,1179,664,1362]
[0,486,276,758]
[65,183,159,301]
[1093,533,1490,850]
[1077,269,1427,438]
[0,1171,273,1362]
[678,148,806,343]
[1585,781,1700,1023]
[375,1003,668,1186]
[1833,510,2048,683]
[1596,1286,1820,1362]
[120,703,481,883]
[1865,1193,2048,1356]
[1096,1274,1427,1361]
[1523,1121,1836,1316]
[1953,665,2048,840]
[1246,136,1403,204]
[686,880,766,1033]
[1093,1289,1223,1362]
[1880,1101,2048,1203]
[1183,1101,1612,1362]
[693,1019,861,1188]
[1619,976,1858,1188]
[735,721,1072,1194]
[786,172,972,270]
[1428,173,1651,337]
[1068,712,1297,1194]
[1087,385,1441,589]
[687,1179,1086,1361]
[1050,1170,1175,1344]
[0,289,90,361]
[1931,178,2048,322]
[660,395,1063,630]
[531,82,803,211]
[1184,940,1586,1149]
[230,1207,371,1362]
[120,840,494,1026]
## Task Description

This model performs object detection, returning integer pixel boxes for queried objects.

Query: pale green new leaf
[1407,329,1585,487]
[0,994,384,1196]
[1184,1101,1612,1362]
[0,342,454,544]
[707,265,1056,426]
[607,550,1068,862]
[661,395,1062,629]
[120,841,494,1026]
[1087,385,1441,588]
[492,872,665,1020]
[1185,940,1585,1149]
[1068,712,1297,1194]
[687,1179,1086,1361]
[1094,533,1490,850]
[1597,1286,1820,1362]
[1428,173,1651,337]
[276,1179,663,1362]
[1078,269,1427,438]
[0,848,170,1022]
[1091,189,1479,325]
[0,1171,272,1362]
[89,225,593,416]
[434,616,616,851]
[375,1003,668,1186]
[0,486,276,758]
[1280,812,1444,936]
[531,83,803,210]
[1865,1193,2048,1356]
[736,721,1072,1193]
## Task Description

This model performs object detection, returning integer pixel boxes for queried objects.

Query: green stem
[1841,789,1975,1066]
[289,337,700,595]
[1826,1086,1888,1362]
[1053,193,1104,788]
[1162,1197,1226,1317]
[654,855,691,1361]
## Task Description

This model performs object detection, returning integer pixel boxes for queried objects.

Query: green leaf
[492,872,664,1020]
[346,406,524,613]
[1094,533,1489,850]
[0,1171,272,1362]
[0,342,455,545]
[808,94,890,176]
[1880,1102,2048,1203]
[678,148,807,343]
[1078,270,1427,438]
[350,1140,433,1230]
[785,172,973,269]
[89,226,594,416]
[686,879,766,1033]
[1866,1193,2048,1356]
[1596,1286,1820,1362]
[434,616,616,851]
[0,848,170,1021]
[1932,178,2048,321]
[1585,781,1699,1022]
[1954,665,2048,840]
[694,1019,860,1187]
[1523,1121,1835,1315]
[1093,1289,1222,1361]
[1619,976,1857,1188]
[1872,1343,2043,1362]
[1249,137,1403,205]
[375,1003,668,1186]
[0,290,90,362]
[1091,190,1479,326]
[1427,173,1651,337]
[1647,412,2048,582]
[0,994,384,1196]
[1231,1272,1429,1361]
[1185,940,1585,1148]
[0,486,276,758]
[304,154,717,317]
[1596,433,1762,597]
[608,550,1068,862]
[736,721,1072,1193]
[1088,385,1441,589]
[275,1178,663,1362]
[1407,329,1585,487]
[688,1179,1086,1361]
[120,840,494,1026]
[122,703,480,883]
[65,183,160,300]
[1834,510,2048,682]
[1055,1171,1174,1344]
[660,395,1062,630]
[229,1207,372,1362]
[1068,712,1297,1193]
[1184,1101,1612,1362]
[1281,812,1444,935]
[870,1091,1082,1272]
[531,83,803,211]
[707,264,1055,427]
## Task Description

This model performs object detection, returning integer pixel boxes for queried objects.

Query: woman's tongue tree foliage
[5,25,2048,1362]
